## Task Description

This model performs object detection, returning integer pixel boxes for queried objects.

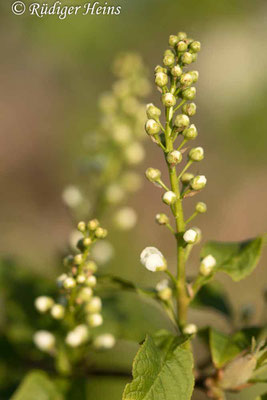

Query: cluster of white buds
[140,247,167,272]
[33,219,114,354]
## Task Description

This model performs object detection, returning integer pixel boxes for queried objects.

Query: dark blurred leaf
[11,371,63,400]
[201,237,264,281]
[255,394,267,400]
[192,282,232,318]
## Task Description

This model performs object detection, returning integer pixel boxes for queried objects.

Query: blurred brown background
[0,0,267,397]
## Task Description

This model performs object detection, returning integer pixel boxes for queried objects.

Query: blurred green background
[0,0,267,398]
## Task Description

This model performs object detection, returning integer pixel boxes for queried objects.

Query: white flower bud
[85,275,97,288]
[177,31,187,41]
[78,287,93,301]
[146,103,161,120]
[162,93,176,107]
[183,124,198,139]
[182,102,196,116]
[189,147,204,162]
[88,219,100,231]
[56,273,68,288]
[190,175,207,191]
[145,167,161,183]
[169,35,179,47]
[51,304,65,320]
[183,323,198,335]
[163,53,175,67]
[114,207,137,231]
[34,296,54,313]
[62,185,83,208]
[162,191,177,205]
[196,202,207,213]
[200,255,216,276]
[180,73,193,87]
[183,229,198,244]
[190,41,201,53]
[85,297,102,314]
[145,119,161,135]
[77,221,86,233]
[177,40,188,52]
[74,254,83,265]
[140,247,166,272]
[181,173,194,184]
[125,142,145,165]
[167,151,183,165]
[88,313,103,327]
[93,334,116,350]
[181,52,193,64]
[182,87,196,101]
[190,70,199,83]
[155,213,169,225]
[155,72,168,87]
[156,279,172,301]
[33,330,55,353]
[84,260,98,273]
[174,114,190,130]
[95,227,108,239]
[66,325,89,347]
[77,274,86,284]
[171,65,182,77]
[63,277,76,289]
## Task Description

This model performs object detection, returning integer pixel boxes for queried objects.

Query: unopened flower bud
[183,323,197,335]
[33,331,55,353]
[77,274,86,284]
[95,227,108,239]
[51,304,65,320]
[163,54,175,67]
[177,32,187,41]
[174,114,190,130]
[145,167,161,182]
[154,65,167,74]
[74,254,83,265]
[181,173,194,184]
[84,260,98,273]
[57,273,68,288]
[177,40,188,52]
[79,287,93,301]
[180,73,193,87]
[191,53,198,62]
[146,103,161,120]
[183,228,198,244]
[155,72,168,87]
[85,297,102,314]
[190,175,207,191]
[155,213,169,225]
[189,70,199,83]
[182,102,196,116]
[88,219,100,231]
[35,296,54,313]
[88,313,103,327]
[200,255,216,276]
[85,275,97,288]
[93,334,116,350]
[162,93,176,107]
[158,287,172,301]
[183,124,198,139]
[83,237,92,247]
[63,277,76,289]
[140,247,167,272]
[77,221,86,233]
[189,147,204,161]
[190,41,201,53]
[167,150,182,165]
[181,52,193,64]
[66,325,89,347]
[145,119,161,135]
[196,202,207,213]
[169,35,179,47]
[182,87,196,100]
[162,191,177,205]
[171,65,182,77]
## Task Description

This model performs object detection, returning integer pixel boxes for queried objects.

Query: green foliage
[256,394,267,400]
[201,236,264,281]
[11,371,63,400]
[192,282,232,318]
[123,334,194,400]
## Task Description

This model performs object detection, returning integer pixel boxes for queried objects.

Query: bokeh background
[0,0,267,398]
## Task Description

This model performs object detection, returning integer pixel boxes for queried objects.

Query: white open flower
[62,185,83,208]
[33,330,55,352]
[200,254,216,276]
[34,296,54,313]
[114,207,137,230]
[66,325,89,347]
[140,247,166,272]
[183,229,198,244]
[93,334,116,350]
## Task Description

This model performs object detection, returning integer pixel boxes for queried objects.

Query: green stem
[185,211,198,225]
[178,160,193,180]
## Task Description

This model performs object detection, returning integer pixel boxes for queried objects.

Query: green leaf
[123,335,194,400]
[255,394,267,400]
[11,371,63,400]
[192,282,232,318]
[206,327,264,368]
[201,236,264,281]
